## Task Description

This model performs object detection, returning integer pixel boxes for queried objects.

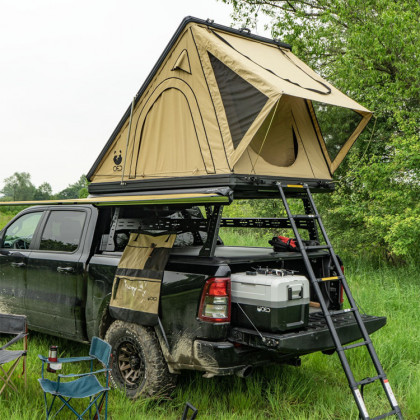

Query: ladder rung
[371,410,397,420]
[329,308,356,316]
[356,375,385,387]
[342,340,371,351]
[291,214,318,220]
[305,245,331,250]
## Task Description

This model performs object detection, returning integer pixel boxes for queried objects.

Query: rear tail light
[339,282,344,305]
[198,277,231,322]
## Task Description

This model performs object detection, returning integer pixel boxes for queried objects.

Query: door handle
[57,266,75,273]
[11,262,26,268]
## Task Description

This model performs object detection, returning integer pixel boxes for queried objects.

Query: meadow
[0,225,418,419]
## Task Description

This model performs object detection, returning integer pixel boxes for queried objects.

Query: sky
[0,0,270,194]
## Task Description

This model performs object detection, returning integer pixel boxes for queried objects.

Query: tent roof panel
[203,29,370,112]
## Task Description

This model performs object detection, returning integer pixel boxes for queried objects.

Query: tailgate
[229,312,386,355]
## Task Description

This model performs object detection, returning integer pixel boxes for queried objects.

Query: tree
[1,172,36,201]
[221,0,420,262]
[34,182,53,200]
[56,175,89,199]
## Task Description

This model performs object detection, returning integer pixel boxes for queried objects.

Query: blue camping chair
[38,337,111,419]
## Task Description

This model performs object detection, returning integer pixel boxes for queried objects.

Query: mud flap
[109,233,176,326]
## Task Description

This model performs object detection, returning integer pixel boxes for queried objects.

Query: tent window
[312,101,363,162]
[208,53,268,149]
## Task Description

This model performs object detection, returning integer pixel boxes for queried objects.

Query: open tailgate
[229,312,386,355]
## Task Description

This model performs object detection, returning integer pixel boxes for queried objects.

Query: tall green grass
[0,228,418,419]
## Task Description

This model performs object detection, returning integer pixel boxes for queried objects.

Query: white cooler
[231,270,310,332]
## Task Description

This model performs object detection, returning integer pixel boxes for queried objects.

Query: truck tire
[105,320,177,399]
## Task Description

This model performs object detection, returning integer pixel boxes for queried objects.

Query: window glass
[312,101,362,161]
[40,211,86,252]
[209,52,268,149]
[3,212,43,249]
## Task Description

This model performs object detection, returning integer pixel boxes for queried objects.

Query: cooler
[231,270,310,332]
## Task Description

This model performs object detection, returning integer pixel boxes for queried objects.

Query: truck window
[39,211,86,252]
[2,212,43,249]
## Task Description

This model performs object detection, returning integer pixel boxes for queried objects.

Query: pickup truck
[0,201,386,398]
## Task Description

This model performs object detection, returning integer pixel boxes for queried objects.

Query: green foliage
[0,172,54,203]
[0,260,418,418]
[33,182,52,200]
[1,172,36,201]
[0,173,89,222]
[55,175,89,199]
[220,0,420,262]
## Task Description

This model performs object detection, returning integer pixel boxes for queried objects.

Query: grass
[0,225,419,418]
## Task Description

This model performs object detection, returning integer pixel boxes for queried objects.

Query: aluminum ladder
[277,182,403,420]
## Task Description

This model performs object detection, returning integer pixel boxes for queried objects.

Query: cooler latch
[288,284,303,300]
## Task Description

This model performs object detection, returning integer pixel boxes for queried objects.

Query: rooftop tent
[87,17,372,194]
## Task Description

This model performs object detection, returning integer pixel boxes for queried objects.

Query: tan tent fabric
[109,233,176,325]
[172,49,191,74]
[88,19,372,187]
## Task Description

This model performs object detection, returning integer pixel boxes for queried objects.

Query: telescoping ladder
[277,182,403,420]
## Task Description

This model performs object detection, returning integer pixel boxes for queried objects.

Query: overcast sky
[0,0,270,194]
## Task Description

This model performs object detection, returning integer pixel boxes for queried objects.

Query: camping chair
[0,313,28,396]
[38,337,111,419]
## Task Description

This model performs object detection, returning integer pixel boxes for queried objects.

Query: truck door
[25,208,89,339]
[0,211,43,315]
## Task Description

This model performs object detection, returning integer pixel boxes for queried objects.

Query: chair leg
[80,393,103,419]
[44,393,55,420]
[56,395,84,419]
[23,353,27,389]
[0,359,21,395]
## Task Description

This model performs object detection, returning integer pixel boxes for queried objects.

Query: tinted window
[3,212,43,249]
[40,211,86,252]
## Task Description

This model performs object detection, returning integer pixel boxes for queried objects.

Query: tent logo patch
[113,150,123,171]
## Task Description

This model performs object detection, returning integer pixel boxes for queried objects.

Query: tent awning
[0,191,230,207]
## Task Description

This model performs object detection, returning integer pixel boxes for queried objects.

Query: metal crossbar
[277,182,403,420]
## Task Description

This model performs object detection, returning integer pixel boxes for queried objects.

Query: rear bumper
[228,312,387,355]
[180,312,386,377]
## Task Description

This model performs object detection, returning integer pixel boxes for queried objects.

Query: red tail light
[340,282,344,305]
[198,277,231,323]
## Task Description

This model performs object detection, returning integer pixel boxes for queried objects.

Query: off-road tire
[105,320,177,399]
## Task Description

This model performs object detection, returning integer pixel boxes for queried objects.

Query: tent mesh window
[312,101,363,161]
[208,53,268,149]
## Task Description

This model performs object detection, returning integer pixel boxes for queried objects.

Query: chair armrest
[38,355,94,363]
[58,368,111,379]
[0,332,28,350]
[57,356,95,364]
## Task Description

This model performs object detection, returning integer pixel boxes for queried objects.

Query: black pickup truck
[0,200,386,398]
